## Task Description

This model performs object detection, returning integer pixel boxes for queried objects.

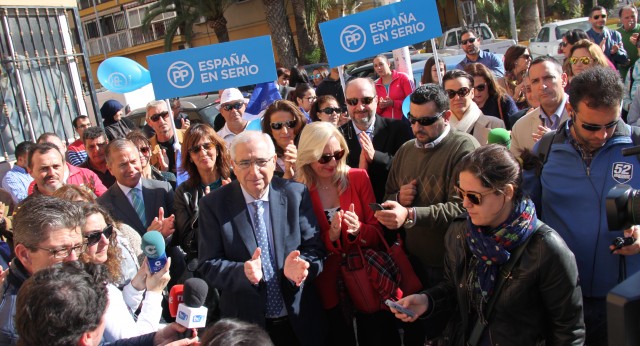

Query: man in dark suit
[340,77,413,202]
[97,139,175,237]
[197,131,326,346]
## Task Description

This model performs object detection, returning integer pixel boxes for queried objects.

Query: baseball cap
[219,88,247,105]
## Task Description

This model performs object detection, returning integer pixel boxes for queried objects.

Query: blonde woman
[296,121,399,346]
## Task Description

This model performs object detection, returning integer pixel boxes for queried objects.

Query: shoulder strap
[467,222,545,346]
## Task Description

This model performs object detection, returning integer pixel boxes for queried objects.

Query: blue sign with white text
[147,36,277,99]
[319,0,442,66]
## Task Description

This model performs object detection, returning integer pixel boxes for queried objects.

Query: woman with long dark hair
[464,63,519,130]
[261,100,306,179]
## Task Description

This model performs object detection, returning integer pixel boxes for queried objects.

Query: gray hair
[146,100,166,112]
[229,131,275,161]
[104,139,137,166]
[13,195,83,248]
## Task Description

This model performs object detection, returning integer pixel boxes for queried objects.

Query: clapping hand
[283,141,297,179]
[343,203,360,236]
[284,250,310,286]
[244,247,263,285]
[358,132,375,163]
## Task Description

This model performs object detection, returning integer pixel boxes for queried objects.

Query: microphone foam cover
[183,278,209,307]
[141,231,166,259]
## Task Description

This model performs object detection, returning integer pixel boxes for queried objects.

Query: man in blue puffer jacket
[523,67,640,345]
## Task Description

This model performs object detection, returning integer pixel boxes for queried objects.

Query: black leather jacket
[426,215,585,346]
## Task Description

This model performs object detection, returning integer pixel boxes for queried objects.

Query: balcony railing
[85,18,178,57]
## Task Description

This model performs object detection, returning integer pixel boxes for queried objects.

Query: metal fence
[0,6,97,161]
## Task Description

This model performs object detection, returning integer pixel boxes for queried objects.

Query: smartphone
[369,203,385,211]
[384,299,416,318]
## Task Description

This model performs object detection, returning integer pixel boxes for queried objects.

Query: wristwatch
[403,207,415,228]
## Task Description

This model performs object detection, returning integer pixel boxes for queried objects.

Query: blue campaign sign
[319,0,442,66]
[147,36,277,99]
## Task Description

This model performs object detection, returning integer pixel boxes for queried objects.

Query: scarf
[465,197,537,299]
[450,102,482,134]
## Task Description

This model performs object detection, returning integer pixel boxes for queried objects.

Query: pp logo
[167,61,194,89]
[612,162,633,184]
[107,72,127,89]
[340,25,367,53]
[178,311,187,320]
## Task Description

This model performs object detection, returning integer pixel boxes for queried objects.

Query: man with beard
[146,100,185,175]
[375,84,478,345]
[454,29,505,78]
[510,56,571,155]
[339,77,413,202]
[587,6,628,70]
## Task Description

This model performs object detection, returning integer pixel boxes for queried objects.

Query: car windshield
[199,104,219,125]
[555,21,591,41]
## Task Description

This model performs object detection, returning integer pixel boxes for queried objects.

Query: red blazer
[310,168,382,309]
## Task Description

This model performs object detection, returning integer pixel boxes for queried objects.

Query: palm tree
[519,0,541,41]
[292,0,318,64]
[262,0,299,68]
[141,0,233,52]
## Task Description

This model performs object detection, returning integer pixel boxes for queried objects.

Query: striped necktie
[129,188,146,227]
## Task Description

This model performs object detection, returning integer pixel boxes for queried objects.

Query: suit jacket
[340,115,413,202]
[97,178,175,237]
[510,106,570,156]
[197,177,327,345]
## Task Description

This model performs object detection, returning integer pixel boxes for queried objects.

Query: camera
[605,184,640,231]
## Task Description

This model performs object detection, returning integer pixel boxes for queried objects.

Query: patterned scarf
[465,198,537,299]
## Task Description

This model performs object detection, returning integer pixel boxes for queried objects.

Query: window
[127,4,176,28]
[536,28,550,43]
[83,12,126,39]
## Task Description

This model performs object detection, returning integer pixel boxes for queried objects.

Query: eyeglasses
[270,119,297,130]
[188,142,215,154]
[234,158,271,170]
[320,107,341,115]
[454,186,497,206]
[520,54,531,60]
[303,96,317,102]
[407,112,443,126]
[138,146,151,155]
[32,243,87,259]
[84,224,114,247]
[149,111,169,122]
[593,14,606,20]
[317,149,346,164]
[346,97,375,106]
[569,56,591,65]
[474,84,487,92]
[310,74,322,79]
[222,102,244,112]
[573,113,618,132]
[460,37,477,45]
[445,87,472,99]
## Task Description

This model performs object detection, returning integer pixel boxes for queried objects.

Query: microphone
[176,278,209,329]
[168,284,184,318]
[487,128,511,148]
[141,231,167,274]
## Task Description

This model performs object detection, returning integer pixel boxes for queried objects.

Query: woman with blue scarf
[390,144,585,345]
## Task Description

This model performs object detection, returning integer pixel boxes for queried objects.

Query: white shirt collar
[414,124,450,149]
[240,185,270,204]
[118,179,143,197]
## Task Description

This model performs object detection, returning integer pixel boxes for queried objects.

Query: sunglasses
[521,54,531,60]
[407,112,443,126]
[559,42,568,48]
[270,119,297,130]
[84,224,114,247]
[593,14,606,20]
[317,149,346,164]
[575,115,618,132]
[569,56,591,65]
[460,37,477,45]
[474,84,487,92]
[138,146,151,155]
[188,142,215,154]
[346,97,375,106]
[445,87,472,99]
[310,73,322,79]
[320,107,341,115]
[222,102,244,111]
[149,111,169,122]
[454,186,496,206]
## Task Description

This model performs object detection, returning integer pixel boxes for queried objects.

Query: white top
[102,283,163,342]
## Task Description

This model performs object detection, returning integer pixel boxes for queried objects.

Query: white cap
[219,88,246,105]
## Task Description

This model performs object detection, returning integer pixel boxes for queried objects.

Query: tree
[141,0,233,52]
[291,0,318,64]
[262,0,299,68]
[519,0,541,41]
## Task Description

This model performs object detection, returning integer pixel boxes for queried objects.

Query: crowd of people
[0,4,640,346]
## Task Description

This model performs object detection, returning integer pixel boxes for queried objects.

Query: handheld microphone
[487,128,511,148]
[168,284,184,318]
[141,231,167,274]
[176,278,209,329]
